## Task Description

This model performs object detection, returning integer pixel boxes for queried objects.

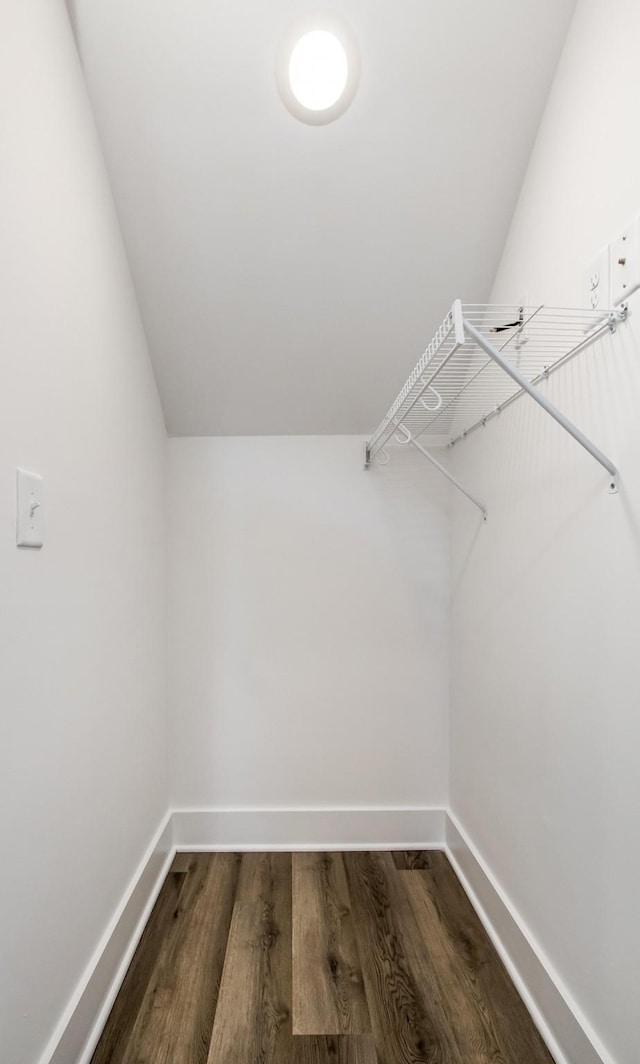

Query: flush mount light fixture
[289,31,348,111]
[276,12,360,125]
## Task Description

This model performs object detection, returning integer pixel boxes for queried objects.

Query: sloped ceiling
[69,0,576,435]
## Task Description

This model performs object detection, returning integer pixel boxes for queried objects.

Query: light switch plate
[583,246,610,310]
[17,469,43,548]
[612,216,640,305]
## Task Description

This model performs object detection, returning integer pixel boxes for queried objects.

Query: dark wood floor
[91,850,555,1064]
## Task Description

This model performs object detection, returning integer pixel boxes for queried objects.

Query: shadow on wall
[65,0,79,37]
[369,440,451,623]
[449,320,640,608]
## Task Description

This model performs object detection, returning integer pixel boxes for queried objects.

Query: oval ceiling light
[289,31,348,111]
[276,13,360,125]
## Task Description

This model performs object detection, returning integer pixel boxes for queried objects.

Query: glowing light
[288,30,348,111]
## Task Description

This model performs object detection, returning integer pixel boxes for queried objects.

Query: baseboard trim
[40,810,174,1064]
[172,806,446,851]
[445,812,611,1064]
[42,805,442,1063]
[42,807,606,1064]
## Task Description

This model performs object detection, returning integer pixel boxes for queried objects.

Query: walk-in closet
[2,2,638,1063]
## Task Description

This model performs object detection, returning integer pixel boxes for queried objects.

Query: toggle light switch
[17,469,44,548]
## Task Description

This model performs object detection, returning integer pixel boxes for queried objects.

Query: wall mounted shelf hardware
[364,300,628,518]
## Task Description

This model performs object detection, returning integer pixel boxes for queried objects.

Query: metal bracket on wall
[392,422,487,521]
[364,299,627,513]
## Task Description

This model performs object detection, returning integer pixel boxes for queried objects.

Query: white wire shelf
[365,300,627,519]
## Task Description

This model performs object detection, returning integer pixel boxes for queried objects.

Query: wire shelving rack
[364,300,628,519]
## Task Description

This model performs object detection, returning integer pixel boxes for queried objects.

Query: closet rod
[462,318,619,491]
[365,300,628,513]
[448,310,627,447]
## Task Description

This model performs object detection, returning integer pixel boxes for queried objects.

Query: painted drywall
[167,436,449,816]
[69,0,576,435]
[449,2,640,1062]
[0,4,168,1063]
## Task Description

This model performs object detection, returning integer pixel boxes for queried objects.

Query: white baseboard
[445,812,611,1064]
[41,805,442,1063]
[41,807,607,1064]
[172,806,446,851]
[40,811,175,1064]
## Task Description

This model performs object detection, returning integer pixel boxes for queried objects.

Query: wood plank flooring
[293,852,370,1035]
[207,853,291,1062]
[92,851,555,1064]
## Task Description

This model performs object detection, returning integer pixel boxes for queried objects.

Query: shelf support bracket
[462,318,619,492]
[393,422,487,520]
[452,298,465,345]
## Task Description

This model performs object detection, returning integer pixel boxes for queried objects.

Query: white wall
[0,4,168,1063]
[449,2,640,1062]
[168,436,449,818]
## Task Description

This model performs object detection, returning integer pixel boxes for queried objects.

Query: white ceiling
[69,0,576,436]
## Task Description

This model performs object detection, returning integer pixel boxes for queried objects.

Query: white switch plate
[583,246,610,310]
[611,216,640,305]
[17,469,43,548]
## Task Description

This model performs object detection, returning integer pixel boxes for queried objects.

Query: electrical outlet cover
[583,246,610,310]
[611,216,640,305]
